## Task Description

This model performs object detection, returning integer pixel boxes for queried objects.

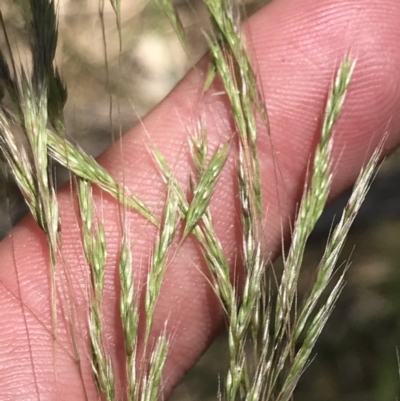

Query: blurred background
[1,1,400,400]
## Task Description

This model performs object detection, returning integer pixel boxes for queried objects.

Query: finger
[0,0,400,399]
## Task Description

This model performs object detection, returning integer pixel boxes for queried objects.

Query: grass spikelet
[205,0,266,224]
[47,130,158,226]
[244,58,376,401]
[152,142,233,313]
[136,186,178,401]
[276,57,355,333]
[118,230,140,400]
[141,332,169,401]
[77,178,115,401]
[155,0,186,49]
[145,187,179,339]
[0,0,61,328]
[201,1,270,398]
[294,143,383,341]
[184,141,229,237]
[0,113,37,214]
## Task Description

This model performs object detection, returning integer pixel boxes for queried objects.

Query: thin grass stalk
[109,0,122,41]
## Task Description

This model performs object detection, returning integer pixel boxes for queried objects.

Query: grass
[0,0,388,400]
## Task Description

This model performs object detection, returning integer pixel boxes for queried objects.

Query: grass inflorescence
[0,1,384,400]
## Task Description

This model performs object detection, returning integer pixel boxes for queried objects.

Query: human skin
[0,0,400,399]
